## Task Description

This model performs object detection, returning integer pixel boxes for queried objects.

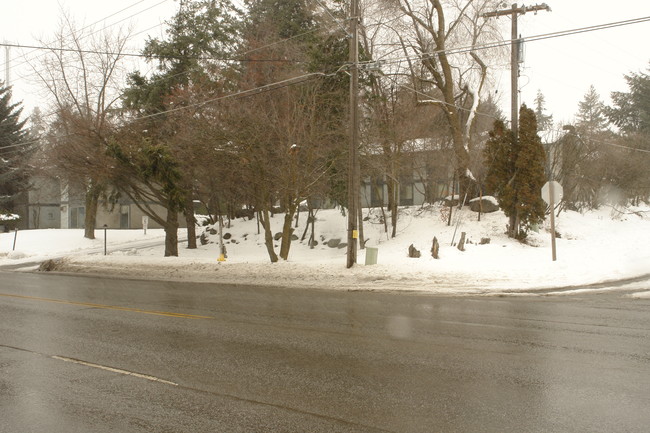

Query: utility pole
[4,44,10,85]
[484,3,550,141]
[346,0,360,268]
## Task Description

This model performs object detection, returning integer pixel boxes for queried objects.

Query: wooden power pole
[4,44,10,85]
[346,0,360,268]
[484,3,551,140]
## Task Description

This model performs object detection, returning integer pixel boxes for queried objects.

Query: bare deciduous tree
[33,13,130,239]
[379,0,502,198]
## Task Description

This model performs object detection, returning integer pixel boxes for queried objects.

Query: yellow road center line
[0,293,213,319]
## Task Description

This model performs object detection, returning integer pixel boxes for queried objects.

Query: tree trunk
[387,174,398,238]
[260,208,278,263]
[357,199,365,249]
[218,214,226,259]
[508,213,516,238]
[183,195,197,249]
[309,211,316,249]
[279,205,296,260]
[83,183,102,239]
[374,182,389,235]
[390,194,398,238]
[447,173,455,227]
[514,211,521,239]
[300,202,312,241]
[164,208,179,257]
[457,232,466,252]
[477,184,483,222]
[378,203,388,236]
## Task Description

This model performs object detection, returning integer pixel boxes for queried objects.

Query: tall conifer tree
[606,66,650,134]
[576,85,608,134]
[533,90,553,132]
[119,0,242,255]
[0,83,29,213]
[485,104,546,239]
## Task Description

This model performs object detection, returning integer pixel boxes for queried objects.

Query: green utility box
[365,247,378,265]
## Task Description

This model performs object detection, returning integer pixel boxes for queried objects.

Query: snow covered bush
[0,213,20,231]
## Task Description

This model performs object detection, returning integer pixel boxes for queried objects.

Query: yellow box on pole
[352,230,358,239]
[217,254,226,262]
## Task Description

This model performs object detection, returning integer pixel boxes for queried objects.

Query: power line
[560,130,650,154]
[131,72,330,121]
[13,2,348,122]
[383,74,650,156]
[3,70,333,150]
[40,10,650,123]
[5,0,174,88]
[0,41,309,63]
[6,6,331,88]
[313,0,349,35]
[19,28,328,119]
[369,15,650,68]
[2,0,172,73]
[8,12,650,151]
[5,3,347,143]
[0,0,152,70]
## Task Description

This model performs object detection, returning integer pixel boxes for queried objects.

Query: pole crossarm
[483,3,551,19]
[482,3,551,141]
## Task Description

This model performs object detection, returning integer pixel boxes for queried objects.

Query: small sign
[541,181,563,205]
[142,216,149,234]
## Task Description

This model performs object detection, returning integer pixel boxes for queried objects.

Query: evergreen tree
[0,83,29,213]
[604,64,650,204]
[119,0,243,255]
[606,65,650,134]
[108,134,186,256]
[123,0,242,113]
[533,90,553,132]
[516,105,548,232]
[557,85,610,209]
[247,0,316,40]
[485,105,546,239]
[575,85,608,134]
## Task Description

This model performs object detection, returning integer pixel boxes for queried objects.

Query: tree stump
[431,237,440,259]
[457,232,466,252]
[408,244,421,258]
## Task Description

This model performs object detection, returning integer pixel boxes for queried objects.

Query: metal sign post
[542,181,563,261]
[103,224,108,256]
[548,182,557,261]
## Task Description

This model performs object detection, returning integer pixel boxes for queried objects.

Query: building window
[400,180,414,206]
[70,207,85,228]
[120,205,130,229]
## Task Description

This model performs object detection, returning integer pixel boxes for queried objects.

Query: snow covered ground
[1,203,649,296]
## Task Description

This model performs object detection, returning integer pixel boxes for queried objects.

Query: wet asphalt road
[1,271,649,433]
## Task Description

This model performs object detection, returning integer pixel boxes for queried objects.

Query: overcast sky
[1,0,649,129]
